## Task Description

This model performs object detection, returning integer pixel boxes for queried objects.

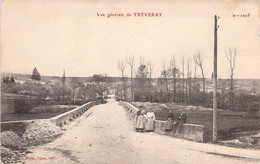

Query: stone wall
[120,101,205,142]
[154,120,204,142]
[119,101,139,119]
[49,101,99,126]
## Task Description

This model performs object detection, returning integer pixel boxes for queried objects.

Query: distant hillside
[2,73,260,93]
[2,73,91,83]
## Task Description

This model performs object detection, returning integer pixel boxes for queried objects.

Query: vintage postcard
[1,0,260,163]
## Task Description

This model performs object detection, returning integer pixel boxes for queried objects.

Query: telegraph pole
[213,15,219,142]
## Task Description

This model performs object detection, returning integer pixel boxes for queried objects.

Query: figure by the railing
[135,106,146,132]
[120,102,204,142]
[144,108,155,132]
[175,109,187,134]
[165,109,175,132]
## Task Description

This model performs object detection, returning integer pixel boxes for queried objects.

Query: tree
[186,57,192,103]
[225,48,237,91]
[181,57,185,103]
[135,64,149,101]
[1,80,21,94]
[225,48,238,109]
[147,61,154,79]
[117,59,127,100]
[71,81,81,101]
[170,56,178,102]
[2,76,16,83]
[10,75,15,83]
[161,62,170,102]
[50,81,71,101]
[177,71,181,103]
[194,51,205,105]
[157,78,165,103]
[90,74,111,102]
[31,67,41,81]
[126,55,135,101]
[51,82,63,100]
[61,70,66,101]
[192,64,198,104]
[2,76,7,83]
[147,61,154,101]
[78,83,96,101]
[22,80,49,100]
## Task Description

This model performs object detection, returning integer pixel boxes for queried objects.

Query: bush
[13,99,39,113]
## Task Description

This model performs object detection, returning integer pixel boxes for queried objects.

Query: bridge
[16,99,260,164]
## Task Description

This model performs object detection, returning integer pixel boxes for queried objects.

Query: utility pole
[213,15,219,142]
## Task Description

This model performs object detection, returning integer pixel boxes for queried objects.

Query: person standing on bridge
[135,106,146,132]
[145,108,156,132]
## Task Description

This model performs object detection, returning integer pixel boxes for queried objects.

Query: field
[131,102,260,141]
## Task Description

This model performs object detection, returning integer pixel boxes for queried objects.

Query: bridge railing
[119,101,205,142]
[49,101,99,126]
[119,101,139,119]
[0,101,100,136]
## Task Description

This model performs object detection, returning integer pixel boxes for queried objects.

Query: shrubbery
[13,99,39,113]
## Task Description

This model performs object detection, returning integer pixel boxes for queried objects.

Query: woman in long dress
[165,109,174,131]
[145,108,156,131]
[135,109,146,132]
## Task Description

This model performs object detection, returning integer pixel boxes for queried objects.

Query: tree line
[116,50,260,112]
[2,68,111,106]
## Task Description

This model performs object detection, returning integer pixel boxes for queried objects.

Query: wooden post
[213,15,219,142]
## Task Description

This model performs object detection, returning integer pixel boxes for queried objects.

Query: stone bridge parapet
[119,101,205,142]
[0,101,100,136]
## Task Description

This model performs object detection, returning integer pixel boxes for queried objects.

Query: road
[22,99,260,164]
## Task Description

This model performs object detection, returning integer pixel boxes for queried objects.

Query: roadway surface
[22,99,260,164]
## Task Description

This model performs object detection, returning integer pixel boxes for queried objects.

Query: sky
[1,0,260,79]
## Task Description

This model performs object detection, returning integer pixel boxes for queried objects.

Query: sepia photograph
[1,0,260,163]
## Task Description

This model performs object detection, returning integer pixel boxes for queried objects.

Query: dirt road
[22,100,260,164]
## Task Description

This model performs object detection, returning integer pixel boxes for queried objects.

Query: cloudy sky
[1,0,260,78]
